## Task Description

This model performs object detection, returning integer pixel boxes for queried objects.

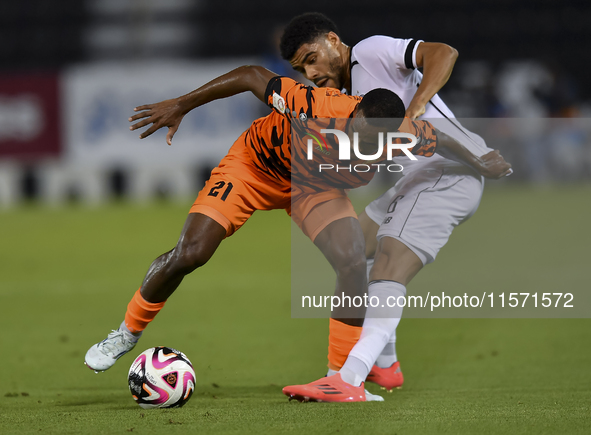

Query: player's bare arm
[406,42,458,119]
[435,131,512,179]
[128,65,277,144]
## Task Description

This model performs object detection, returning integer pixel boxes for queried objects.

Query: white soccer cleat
[364,389,385,402]
[84,328,139,373]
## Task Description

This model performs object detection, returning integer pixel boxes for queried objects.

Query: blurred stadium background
[1,0,590,207]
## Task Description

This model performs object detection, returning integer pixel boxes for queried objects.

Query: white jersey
[350,35,492,173]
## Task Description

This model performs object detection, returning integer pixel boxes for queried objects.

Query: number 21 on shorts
[207,181,233,201]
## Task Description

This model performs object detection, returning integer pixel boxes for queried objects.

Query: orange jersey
[245,76,359,181]
[244,76,437,190]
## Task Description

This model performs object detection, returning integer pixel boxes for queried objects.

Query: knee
[334,244,367,278]
[370,239,423,285]
[371,247,404,282]
[371,248,392,277]
[169,240,213,275]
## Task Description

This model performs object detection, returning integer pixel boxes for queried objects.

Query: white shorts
[366,165,484,265]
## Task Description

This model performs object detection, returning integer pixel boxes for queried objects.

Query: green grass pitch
[1,185,590,434]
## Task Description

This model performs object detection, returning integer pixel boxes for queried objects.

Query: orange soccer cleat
[366,362,404,391]
[283,373,366,402]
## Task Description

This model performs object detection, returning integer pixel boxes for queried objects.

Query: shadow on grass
[54,383,287,408]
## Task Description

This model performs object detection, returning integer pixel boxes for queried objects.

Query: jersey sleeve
[396,118,438,157]
[264,76,318,119]
[353,35,423,71]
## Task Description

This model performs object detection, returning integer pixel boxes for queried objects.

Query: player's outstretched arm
[406,42,458,120]
[129,65,278,144]
[436,131,512,179]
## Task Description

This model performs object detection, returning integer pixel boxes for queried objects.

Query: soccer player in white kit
[280,13,512,401]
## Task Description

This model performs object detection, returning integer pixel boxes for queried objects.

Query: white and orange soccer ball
[128,347,196,409]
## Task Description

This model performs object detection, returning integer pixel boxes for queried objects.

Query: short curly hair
[359,89,405,129]
[280,12,339,61]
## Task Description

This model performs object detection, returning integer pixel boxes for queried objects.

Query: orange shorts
[190,131,356,241]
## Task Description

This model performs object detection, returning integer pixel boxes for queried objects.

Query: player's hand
[405,103,426,120]
[477,150,512,179]
[129,98,185,145]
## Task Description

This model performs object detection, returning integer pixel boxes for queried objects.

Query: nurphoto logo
[304,128,417,173]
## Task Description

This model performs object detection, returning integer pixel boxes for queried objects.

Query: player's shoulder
[275,76,351,103]
[265,75,301,95]
[354,35,396,49]
[265,76,309,110]
[322,86,356,99]
[266,76,356,118]
[311,86,360,117]
[353,35,411,57]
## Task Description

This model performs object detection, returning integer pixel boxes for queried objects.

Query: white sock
[339,356,368,387]
[120,321,142,338]
[342,281,406,383]
[367,258,399,369]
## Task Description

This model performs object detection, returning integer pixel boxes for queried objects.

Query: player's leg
[85,137,280,372]
[359,236,423,389]
[356,177,433,390]
[285,196,372,402]
[286,195,394,402]
[294,195,367,370]
[328,238,420,386]
[314,184,418,390]
[366,169,484,389]
[282,238,416,401]
[85,213,226,372]
[282,265,408,402]
[302,195,407,394]
[122,212,226,335]
[360,187,394,275]
[313,216,367,325]
[288,194,383,401]
[283,174,466,401]
[358,210,379,311]
[318,200,408,382]
[358,194,406,381]
[370,237,423,284]
[333,210,391,400]
[359,210,379,261]
[283,264,408,402]
[137,213,226,304]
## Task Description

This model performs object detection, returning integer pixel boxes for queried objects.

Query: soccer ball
[128,347,196,409]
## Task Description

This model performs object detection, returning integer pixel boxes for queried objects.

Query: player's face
[290,36,345,89]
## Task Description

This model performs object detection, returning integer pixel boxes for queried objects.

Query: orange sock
[327,318,363,371]
[124,289,166,333]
